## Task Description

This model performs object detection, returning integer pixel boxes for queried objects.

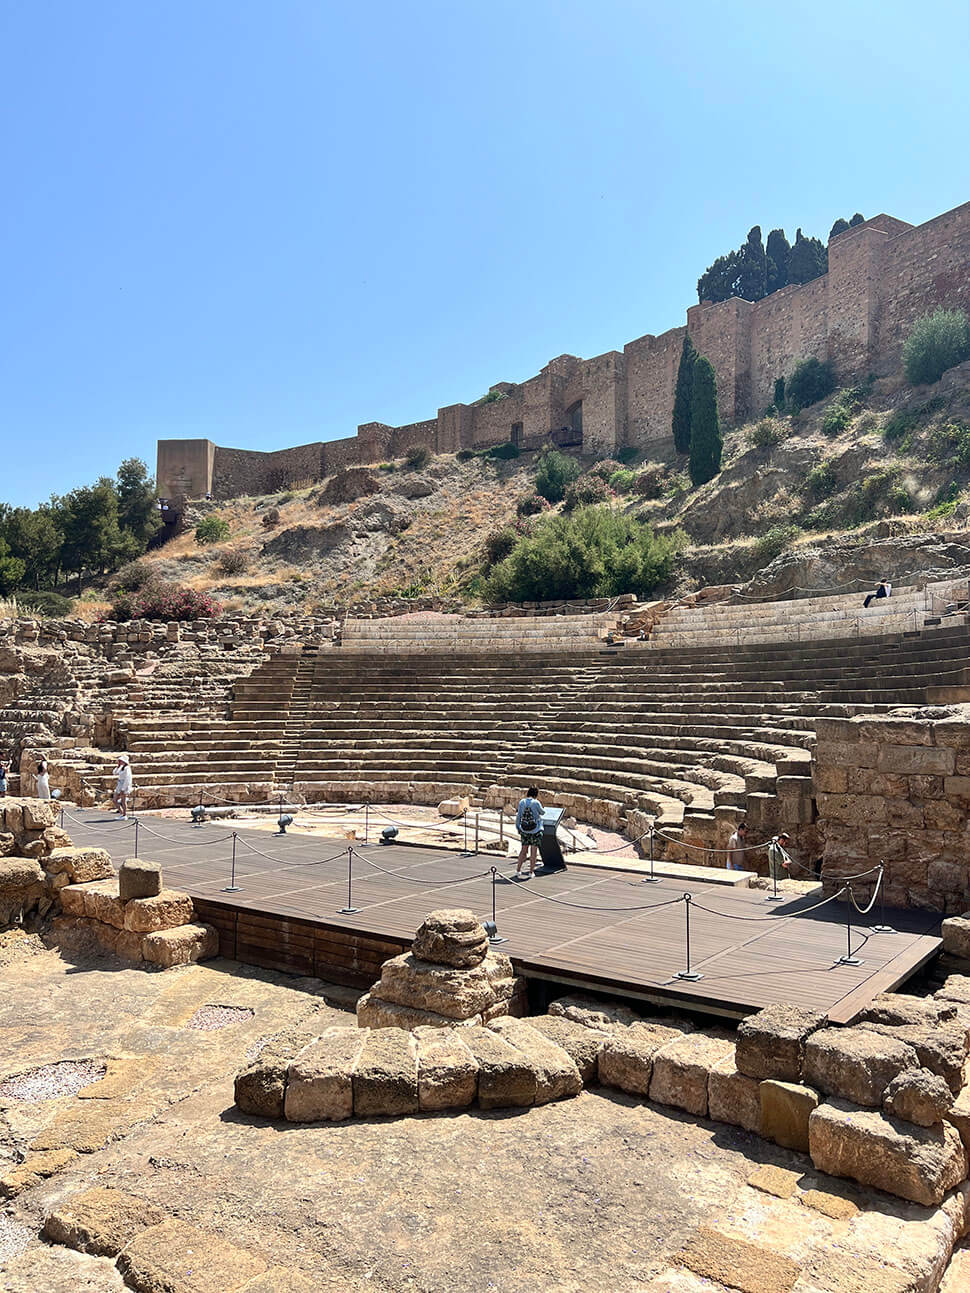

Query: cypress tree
[737,226,768,301]
[672,333,697,453]
[849,212,865,227]
[788,229,828,284]
[829,217,850,240]
[765,229,791,293]
[688,357,721,486]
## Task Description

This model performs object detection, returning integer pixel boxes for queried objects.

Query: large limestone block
[123,889,194,932]
[119,857,162,900]
[549,994,645,1031]
[0,856,46,920]
[412,908,488,968]
[708,1054,761,1133]
[858,992,959,1028]
[884,1068,954,1127]
[487,1017,581,1103]
[859,1021,968,1093]
[946,1086,970,1151]
[463,1025,537,1109]
[649,1034,734,1118]
[141,923,218,967]
[235,1025,323,1118]
[527,1015,609,1083]
[43,1186,165,1258]
[809,1099,969,1207]
[415,1026,479,1111]
[353,1027,419,1117]
[937,974,970,1006]
[760,1079,820,1152]
[4,796,57,832]
[284,1027,367,1123]
[597,1024,683,1097]
[735,1004,826,1082]
[370,952,503,1019]
[81,879,127,929]
[942,915,970,960]
[117,1218,266,1293]
[46,846,113,884]
[0,1149,78,1198]
[803,1026,918,1106]
[356,993,482,1031]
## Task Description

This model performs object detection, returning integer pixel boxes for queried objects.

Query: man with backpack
[514,785,545,879]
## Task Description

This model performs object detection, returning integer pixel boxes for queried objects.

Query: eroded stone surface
[284,1027,367,1123]
[486,1017,581,1103]
[43,1186,165,1257]
[649,1034,734,1118]
[597,1024,684,1097]
[415,1026,478,1111]
[803,1027,918,1106]
[708,1054,761,1134]
[760,1080,819,1153]
[527,1014,609,1083]
[463,1025,536,1108]
[735,1005,826,1083]
[352,1027,419,1117]
[884,1067,954,1127]
[118,858,163,901]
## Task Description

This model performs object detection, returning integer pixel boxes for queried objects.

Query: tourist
[0,760,6,796]
[35,755,50,800]
[514,785,544,879]
[863,580,890,608]
[726,820,747,870]
[112,755,133,816]
[767,832,793,880]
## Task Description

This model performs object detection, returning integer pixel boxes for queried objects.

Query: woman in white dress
[35,756,51,800]
[112,755,133,816]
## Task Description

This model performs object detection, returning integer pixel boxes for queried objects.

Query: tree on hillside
[1,505,63,589]
[116,458,160,545]
[829,218,850,240]
[850,213,865,227]
[788,229,828,284]
[688,357,722,486]
[671,333,697,453]
[765,229,791,294]
[0,535,26,596]
[736,226,768,302]
[903,309,970,386]
[696,249,742,304]
[58,480,139,590]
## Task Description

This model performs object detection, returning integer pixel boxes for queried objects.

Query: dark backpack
[520,802,538,833]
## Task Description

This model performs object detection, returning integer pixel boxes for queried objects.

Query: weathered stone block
[877,744,955,776]
[284,1027,367,1122]
[43,1187,165,1258]
[371,952,504,1019]
[415,1026,479,1111]
[46,846,113,884]
[708,1054,761,1133]
[942,915,970,960]
[118,857,162,900]
[649,1034,734,1117]
[884,1068,953,1127]
[352,1027,419,1117]
[548,994,644,1031]
[760,1079,820,1152]
[356,993,481,1031]
[463,1025,537,1108]
[411,908,488,968]
[82,880,127,929]
[858,1021,968,1093]
[141,923,217,967]
[0,1149,77,1199]
[803,1026,918,1106]
[123,889,194,932]
[527,1014,609,1082]
[809,1099,969,1206]
[487,1017,581,1103]
[859,992,958,1028]
[597,1024,683,1097]
[937,974,970,1005]
[735,1004,826,1082]
[117,1218,266,1293]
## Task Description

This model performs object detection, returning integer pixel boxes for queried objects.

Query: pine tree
[688,357,722,486]
[829,217,850,240]
[672,333,697,453]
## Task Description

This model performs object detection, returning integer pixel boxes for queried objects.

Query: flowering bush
[563,474,610,509]
[106,582,221,621]
[516,493,552,517]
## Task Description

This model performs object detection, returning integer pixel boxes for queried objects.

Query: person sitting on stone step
[514,786,544,879]
[863,579,890,608]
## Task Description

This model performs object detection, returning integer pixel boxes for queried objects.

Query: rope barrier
[690,886,848,923]
[348,846,492,886]
[848,870,883,916]
[504,887,688,914]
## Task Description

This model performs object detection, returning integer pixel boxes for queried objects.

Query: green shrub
[404,445,431,470]
[935,480,962,506]
[882,409,917,444]
[633,465,667,498]
[665,472,690,499]
[616,445,640,466]
[773,377,786,411]
[485,441,520,460]
[927,422,970,471]
[748,418,785,449]
[805,500,838,530]
[485,506,683,602]
[194,516,230,546]
[535,449,582,503]
[608,469,636,494]
[803,461,838,500]
[589,459,623,482]
[516,493,551,517]
[821,402,852,436]
[108,559,155,594]
[753,524,800,565]
[455,449,475,462]
[564,475,610,510]
[903,309,970,386]
[886,484,915,514]
[926,499,959,521]
[786,357,835,411]
[378,461,397,472]
[483,527,517,567]
[16,590,75,617]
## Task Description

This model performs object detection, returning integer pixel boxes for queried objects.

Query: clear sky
[2,0,968,506]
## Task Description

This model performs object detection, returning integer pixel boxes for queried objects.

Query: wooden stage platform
[65,811,942,1023]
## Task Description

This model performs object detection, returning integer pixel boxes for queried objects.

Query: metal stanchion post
[133,818,139,858]
[339,847,359,914]
[642,824,661,883]
[463,814,468,853]
[364,803,369,845]
[486,866,507,944]
[223,832,241,892]
[871,864,893,934]
[59,803,65,829]
[835,886,863,966]
[474,813,479,855]
[499,809,504,848]
[765,838,784,902]
[676,893,702,980]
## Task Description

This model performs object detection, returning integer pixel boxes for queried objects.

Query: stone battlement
[158,200,970,499]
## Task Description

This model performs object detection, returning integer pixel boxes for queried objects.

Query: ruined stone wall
[815,705,970,912]
[160,199,970,497]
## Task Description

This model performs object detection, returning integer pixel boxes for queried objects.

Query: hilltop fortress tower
[158,201,970,500]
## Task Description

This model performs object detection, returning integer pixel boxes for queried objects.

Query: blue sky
[2,0,968,506]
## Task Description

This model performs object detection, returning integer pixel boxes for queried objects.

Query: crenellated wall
[158,199,970,500]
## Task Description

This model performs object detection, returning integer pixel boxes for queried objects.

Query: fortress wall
[437,404,473,454]
[157,439,215,500]
[875,200,970,371]
[687,298,752,424]
[319,435,360,474]
[623,328,685,445]
[212,442,324,498]
[388,419,438,457]
[580,351,624,456]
